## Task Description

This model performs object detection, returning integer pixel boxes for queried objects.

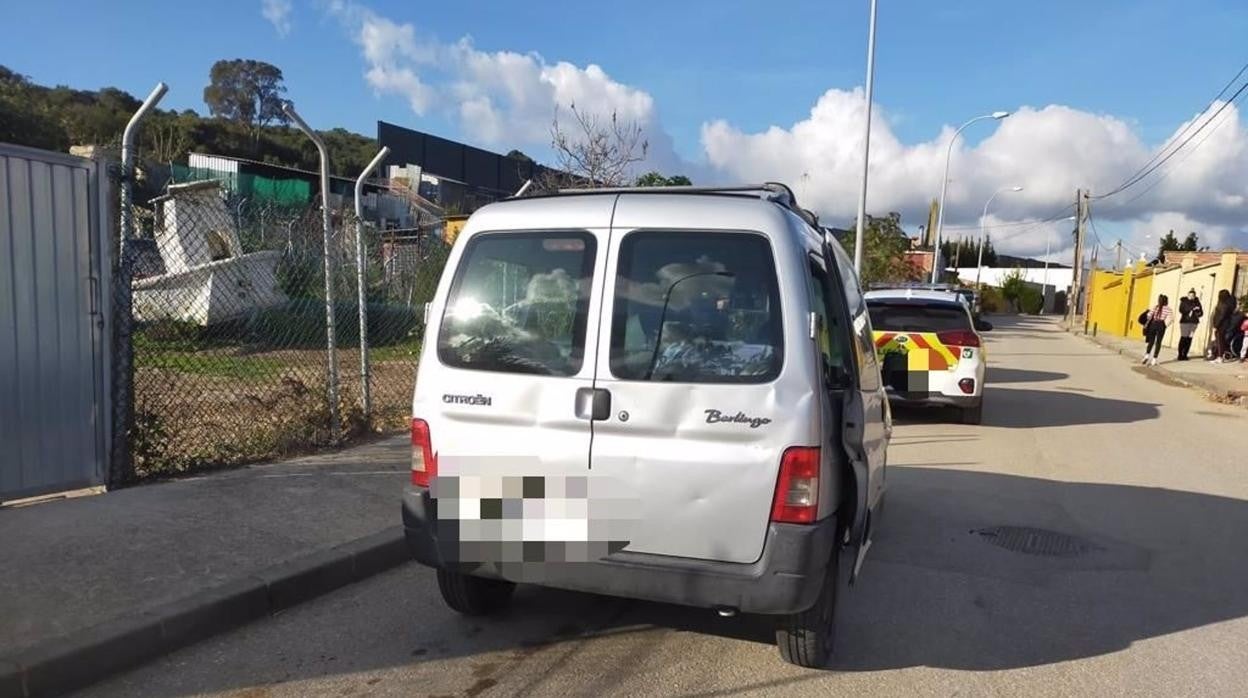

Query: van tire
[436,570,515,616]
[960,402,983,425]
[776,536,842,668]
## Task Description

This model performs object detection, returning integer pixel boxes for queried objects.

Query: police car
[864,288,992,424]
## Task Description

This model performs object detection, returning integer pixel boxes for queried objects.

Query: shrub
[979,286,1004,313]
[1019,287,1044,314]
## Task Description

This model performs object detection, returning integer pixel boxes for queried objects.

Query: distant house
[376,121,570,214]
[180,153,423,230]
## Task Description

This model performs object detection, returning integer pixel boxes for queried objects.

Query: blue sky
[5,0,1248,256]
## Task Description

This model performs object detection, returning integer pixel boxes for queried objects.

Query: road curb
[1072,329,1247,404]
[0,528,409,698]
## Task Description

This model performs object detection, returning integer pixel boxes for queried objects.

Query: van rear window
[609,231,782,383]
[437,232,596,376]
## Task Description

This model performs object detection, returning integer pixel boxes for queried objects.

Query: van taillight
[771,447,820,524]
[937,330,980,348]
[410,418,436,487]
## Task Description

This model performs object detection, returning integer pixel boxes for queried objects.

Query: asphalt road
[81,316,1248,697]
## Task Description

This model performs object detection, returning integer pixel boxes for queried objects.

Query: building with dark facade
[377,121,560,213]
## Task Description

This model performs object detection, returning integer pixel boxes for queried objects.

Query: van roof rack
[550,182,820,227]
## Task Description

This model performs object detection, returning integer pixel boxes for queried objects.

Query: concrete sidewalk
[0,435,411,698]
[1071,326,1248,404]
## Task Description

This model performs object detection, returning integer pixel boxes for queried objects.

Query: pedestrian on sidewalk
[1143,294,1173,366]
[1177,288,1203,361]
[1209,289,1236,363]
[1238,314,1248,362]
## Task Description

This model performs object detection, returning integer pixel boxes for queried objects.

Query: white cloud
[261,0,293,37]
[331,3,1248,258]
[331,2,685,173]
[704,90,1248,256]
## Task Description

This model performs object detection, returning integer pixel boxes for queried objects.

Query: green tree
[203,59,290,139]
[1,63,377,178]
[1000,269,1027,308]
[1157,229,1181,260]
[840,212,914,286]
[1182,232,1199,251]
[940,235,997,267]
[634,171,693,187]
[0,67,67,150]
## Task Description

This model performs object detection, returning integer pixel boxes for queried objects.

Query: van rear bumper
[402,487,839,615]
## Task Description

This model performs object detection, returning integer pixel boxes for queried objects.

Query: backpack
[1138,309,1150,326]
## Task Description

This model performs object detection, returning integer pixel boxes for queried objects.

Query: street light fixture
[930,110,1011,283]
[975,185,1024,288]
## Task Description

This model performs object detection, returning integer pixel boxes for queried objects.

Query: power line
[1116,99,1241,208]
[942,208,1073,231]
[1086,214,1115,254]
[1093,60,1248,201]
[990,204,1079,244]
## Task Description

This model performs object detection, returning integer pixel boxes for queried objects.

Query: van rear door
[587,222,805,564]
[418,213,610,560]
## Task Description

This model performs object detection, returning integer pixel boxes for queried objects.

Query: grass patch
[371,338,424,363]
[137,351,286,380]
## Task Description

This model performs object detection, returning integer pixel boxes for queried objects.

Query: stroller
[1217,313,1248,361]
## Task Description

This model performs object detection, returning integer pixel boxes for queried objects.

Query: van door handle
[575,388,612,421]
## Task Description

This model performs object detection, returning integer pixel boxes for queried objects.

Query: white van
[403,184,890,666]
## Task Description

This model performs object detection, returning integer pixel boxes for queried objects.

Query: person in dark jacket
[1177,288,1203,360]
[1142,294,1173,366]
[1210,289,1236,362]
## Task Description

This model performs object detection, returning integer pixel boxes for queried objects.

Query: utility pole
[1115,239,1123,271]
[1068,188,1086,322]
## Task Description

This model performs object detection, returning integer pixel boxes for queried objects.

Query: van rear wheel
[776,535,842,668]
[436,569,515,616]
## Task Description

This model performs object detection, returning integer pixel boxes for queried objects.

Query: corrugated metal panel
[0,144,110,500]
[188,153,239,174]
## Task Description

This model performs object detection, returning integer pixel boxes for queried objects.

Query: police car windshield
[867,301,972,333]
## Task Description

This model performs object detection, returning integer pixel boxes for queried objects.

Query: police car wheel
[960,403,983,425]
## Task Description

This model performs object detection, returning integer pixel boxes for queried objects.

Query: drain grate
[972,526,1101,558]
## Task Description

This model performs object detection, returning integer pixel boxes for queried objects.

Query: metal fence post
[113,82,167,485]
[284,102,341,438]
[354,146,390,423]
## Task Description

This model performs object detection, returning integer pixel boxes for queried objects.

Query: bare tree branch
[547,103,648,189]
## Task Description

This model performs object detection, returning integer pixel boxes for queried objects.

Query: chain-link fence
[120,181,447,479]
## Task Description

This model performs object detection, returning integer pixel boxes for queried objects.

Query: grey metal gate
[0,144,112,501]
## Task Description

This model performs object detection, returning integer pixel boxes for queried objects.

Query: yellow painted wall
[1124,267,1153,340]
[1087,270,1126,337]
[1084,253,1241,356]
[1085,263,1152,339]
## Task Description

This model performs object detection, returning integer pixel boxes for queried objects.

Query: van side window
[609,231,783,383]
[807,255,850,381]
[437,232,596,376]
[828,242,880,387]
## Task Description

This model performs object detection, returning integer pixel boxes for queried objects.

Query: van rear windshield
[608,231,783,383]
[437,232,596,376]
[866,301,971,333]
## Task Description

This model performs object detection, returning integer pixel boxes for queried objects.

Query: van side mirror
[975,319,994,332]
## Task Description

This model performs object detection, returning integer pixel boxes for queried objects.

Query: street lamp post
[976,185,1023,288]
[852,0,879,273]
[930,111,1011,283]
